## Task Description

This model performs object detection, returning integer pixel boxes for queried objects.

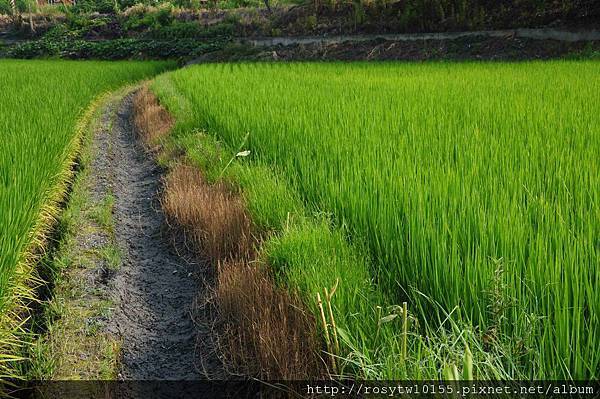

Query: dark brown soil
[191,34,599,63]
[281,36,598,61]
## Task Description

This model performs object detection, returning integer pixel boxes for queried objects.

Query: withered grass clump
[216,260,324,380]
[163,164,324,379]
[161,163,324,379]
[133,86,173,145]
[162,164,254,261]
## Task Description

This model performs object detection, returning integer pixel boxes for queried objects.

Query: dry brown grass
[215,260,324,380]
[161,163,325,380]
[133,86,174,145]
[162,163,254,261]
[134,87,324,381]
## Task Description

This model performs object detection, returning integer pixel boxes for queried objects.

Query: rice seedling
[0,59,172,379]
[151,61,600,379]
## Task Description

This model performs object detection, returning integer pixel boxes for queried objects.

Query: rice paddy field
[0,59,171,378]
[152,61,600,380]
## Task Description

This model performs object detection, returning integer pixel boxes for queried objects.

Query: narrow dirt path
[96,91,205,380]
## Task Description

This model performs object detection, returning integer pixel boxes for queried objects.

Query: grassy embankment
[0,59,172,380]
[150,61,599,380]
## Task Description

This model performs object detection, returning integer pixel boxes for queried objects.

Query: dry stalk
[402,301,408,360]
[316,291,336,374]
[324,279,340,358]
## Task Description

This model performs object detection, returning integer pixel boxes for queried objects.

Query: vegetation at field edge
[151,61,599,380]
[0,59,173,380]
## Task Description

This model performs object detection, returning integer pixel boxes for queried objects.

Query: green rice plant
[0,59,172,379]
[152,60,599,379]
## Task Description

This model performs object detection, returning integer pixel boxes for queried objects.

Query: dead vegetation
[132,86,173,146]
[215,260,324,379]
[132,86,324,381]
[162,164,254,261]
